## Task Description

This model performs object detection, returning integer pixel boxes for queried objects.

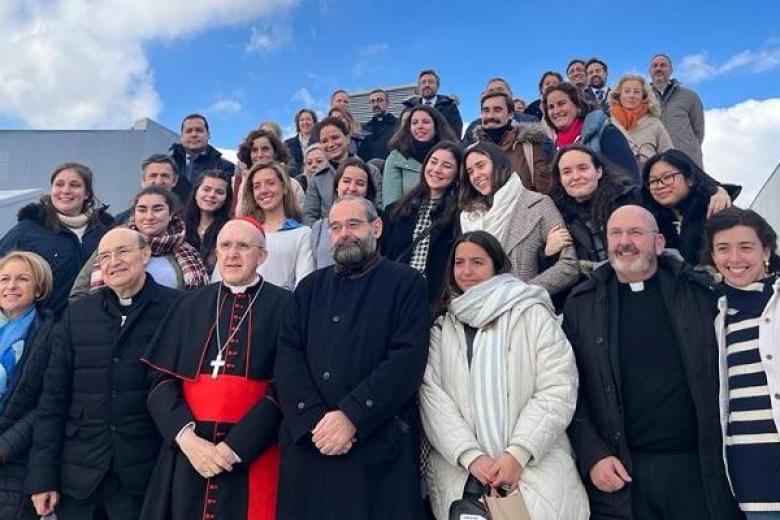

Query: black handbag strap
[393,224,434,262]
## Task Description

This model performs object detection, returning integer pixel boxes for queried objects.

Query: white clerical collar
[628,281,645,292]
[118,297,133,306]
[225,275,262,294]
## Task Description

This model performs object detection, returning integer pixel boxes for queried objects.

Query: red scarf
[554,117,584,148]
[88,216,210,291]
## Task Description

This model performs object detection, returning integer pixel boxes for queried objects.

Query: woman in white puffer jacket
[420,230,589,520]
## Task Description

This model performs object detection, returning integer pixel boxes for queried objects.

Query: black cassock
[139,280,290,520]
[275,257,430,519]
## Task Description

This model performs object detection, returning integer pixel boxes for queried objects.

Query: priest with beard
[275,196,430,519]
[473,90,552,194]
[139,217,290,520]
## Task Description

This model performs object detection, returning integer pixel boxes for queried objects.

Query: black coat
[525,99,544,121]
[0,203,114,317]
[24,277,180,501]
[275,258,430,519]
[648,183,742,265]
[0,310,55,519]
[559,184,643,263]
[562,257,742,520]
[359,113,399,162]
[169,142,234,203]
[402,94,463,137]
[380,199,458,307]
[285,134,307,177]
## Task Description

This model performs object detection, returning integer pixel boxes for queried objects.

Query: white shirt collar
[225,275,262,294]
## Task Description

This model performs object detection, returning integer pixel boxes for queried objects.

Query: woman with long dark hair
[548,144,641,267]
[459,142,578,296]
[643,148,738,264]
[382,141,463,305]
[383,105,458,208]
[70,186,209,298]
[420,231,588,520]
[0,162,113,316]
[182,169,233,274]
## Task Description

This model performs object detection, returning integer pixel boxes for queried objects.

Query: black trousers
[57,472,142,520]
[631,451,711,520]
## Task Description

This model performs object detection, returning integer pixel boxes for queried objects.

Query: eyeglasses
[646,171,682,190]
[216,241,264,253]
[96,246,143,264]
[606,228,657,240]
[328,219,369,234]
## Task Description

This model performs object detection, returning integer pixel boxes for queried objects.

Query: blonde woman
[0,251,55,519]
[609,74,673,164]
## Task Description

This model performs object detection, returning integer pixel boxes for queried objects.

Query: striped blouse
[722,275,780,512]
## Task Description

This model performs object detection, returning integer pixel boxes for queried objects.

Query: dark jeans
[57,472,142,520]
[631,451,710,520]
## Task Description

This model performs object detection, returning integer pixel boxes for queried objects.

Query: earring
[765,258,771,272]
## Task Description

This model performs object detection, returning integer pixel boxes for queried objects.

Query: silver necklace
[210,281,263,378]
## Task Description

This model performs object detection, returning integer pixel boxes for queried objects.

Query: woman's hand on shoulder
[707,186,732,218]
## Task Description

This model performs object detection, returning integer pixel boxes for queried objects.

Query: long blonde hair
[241,160,302,223]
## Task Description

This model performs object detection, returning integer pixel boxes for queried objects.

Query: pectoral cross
[210,352,226,379]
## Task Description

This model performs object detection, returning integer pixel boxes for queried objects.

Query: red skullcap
[231,216,266,237]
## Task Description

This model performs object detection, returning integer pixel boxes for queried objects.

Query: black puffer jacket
[0,310,55,519]
[359,113,399,162]
[0,202,114,318]
[402,94,463,137]
[563,257,743,520]
[169,142,234,203]
[24,277,180,501]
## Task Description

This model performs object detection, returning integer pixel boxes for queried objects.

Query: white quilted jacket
[420,298,589,520]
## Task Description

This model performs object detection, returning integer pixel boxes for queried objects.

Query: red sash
[183,374,278,520]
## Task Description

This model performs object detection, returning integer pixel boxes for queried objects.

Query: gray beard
[332,234,376,266]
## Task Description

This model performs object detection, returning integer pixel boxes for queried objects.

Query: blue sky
[143,0,780,147]
[1,0,779,201]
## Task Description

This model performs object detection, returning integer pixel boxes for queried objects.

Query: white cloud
[292,87,316,107]
[206,98,243,116]
[291,86,328,119]
[703,98,780,205]
[358,43,389,57]
[246,18,293,54]
[0,0,298,129]
[678,45,780,83]
[216,147,238,164]
[353,42,389,77]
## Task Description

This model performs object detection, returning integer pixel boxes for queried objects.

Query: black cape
[140,280,291,520]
